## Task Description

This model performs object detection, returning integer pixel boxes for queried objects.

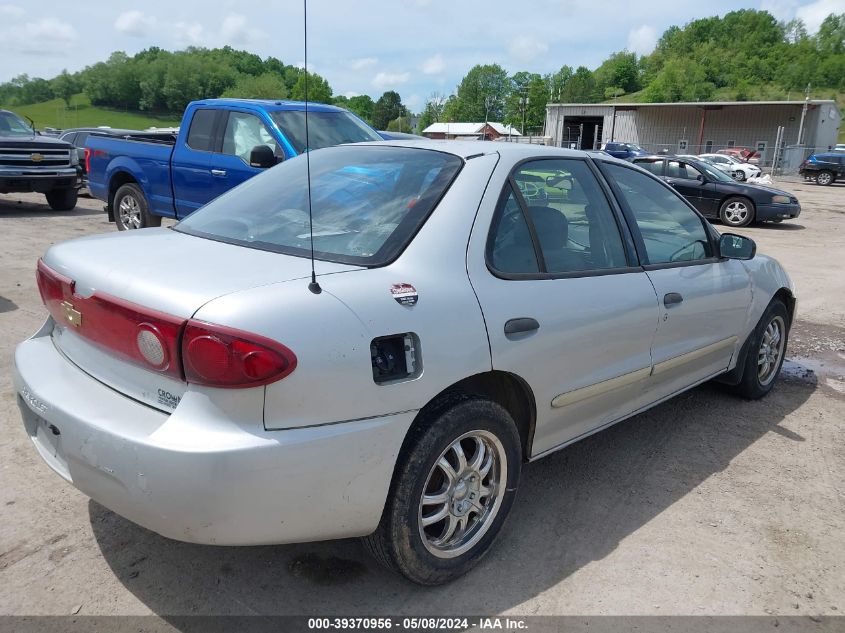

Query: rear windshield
[270,110,382,153]
[174,145,463,266]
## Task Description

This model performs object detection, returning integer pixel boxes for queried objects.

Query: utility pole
[796,83,811,146]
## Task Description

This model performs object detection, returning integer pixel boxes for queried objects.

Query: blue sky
[0,0,842,111]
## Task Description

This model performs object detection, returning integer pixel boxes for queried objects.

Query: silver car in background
[698,153,762,181]
[14,142,795,585]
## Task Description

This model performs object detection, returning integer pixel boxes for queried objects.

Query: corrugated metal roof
[548,100,837,108]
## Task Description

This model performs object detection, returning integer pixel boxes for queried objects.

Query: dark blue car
[601,142,650,161]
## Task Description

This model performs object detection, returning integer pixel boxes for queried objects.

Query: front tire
[732,170,746,181]
[45,188,78,211]
[719,196,755,228]
[731,299,790,399]
[114,183,161,230]
[364,397,521,585]
[816,170,833,186]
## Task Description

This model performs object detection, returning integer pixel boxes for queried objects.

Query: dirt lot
[1,182,843,617]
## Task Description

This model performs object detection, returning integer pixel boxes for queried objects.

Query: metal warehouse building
[544,100,841,165]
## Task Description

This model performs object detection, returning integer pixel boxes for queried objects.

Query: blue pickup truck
[87,99,384,230]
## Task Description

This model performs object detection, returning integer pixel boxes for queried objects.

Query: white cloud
[627,24,657,55]
[372,71,410,90]
[350,57,378,70]
[405,93,422,111]
[114,10,157,37]
[507,36,548,62]
[0,4,24,18]
[174,21,204,46]
[220,13,266,46]
[421,53,445,75]
[0,18,77,53]
[796,0,845,33]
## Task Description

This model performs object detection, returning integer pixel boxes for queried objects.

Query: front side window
[667,160,702,180]
[270,110,382,154]
[603,163,713,265]
[175,145,462,266]
[221,112,281,163]
[488,159,628,275]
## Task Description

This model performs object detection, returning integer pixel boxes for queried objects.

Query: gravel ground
[0,181,843,617]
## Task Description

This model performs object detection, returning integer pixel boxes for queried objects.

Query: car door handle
[504,318,540,335]
[664,292,684,307]
[210,169,227,176]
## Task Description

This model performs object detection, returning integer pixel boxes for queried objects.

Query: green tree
[223,73,287,99]
[593,51,641,95]
[560,66,598,103]
[372,91,407,129]
[418,93,446,131]
[51,70,79,107]
[345,95,376,123]
[290,71,332,103]
[452,64,509,121]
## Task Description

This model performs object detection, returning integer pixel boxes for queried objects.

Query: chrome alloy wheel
[758,315,786,386]
[723,200,750,225]
[418,430,507,559]
[817,171,833,185]
[118,194,142,229]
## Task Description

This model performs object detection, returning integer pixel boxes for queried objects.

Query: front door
[468,157,660,457]
[599,161,752,402]
[664,159,717,217]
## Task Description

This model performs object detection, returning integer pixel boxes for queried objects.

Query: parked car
[632,156,800,227]
[87,99,384,230]
[15,142,795,584]
[798,152,845,186]
[698,153,762,181]
[378,130,423,140]
[600,141,650,161]
[59,127,176,188]
[716,147,760,164]
[0,109,81,210]
[832,144,845,152]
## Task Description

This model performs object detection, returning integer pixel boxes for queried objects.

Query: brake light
[182,320,297,388]
[36,260,296,387]
[84,148,91,173]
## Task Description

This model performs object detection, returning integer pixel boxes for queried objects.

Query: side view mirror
[696,174,704,182]
[719,233,756,260]
[249,145,276,169]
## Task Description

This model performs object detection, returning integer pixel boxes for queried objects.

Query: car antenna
[303,0,321,295]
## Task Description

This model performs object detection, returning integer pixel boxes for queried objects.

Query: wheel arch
[107,171,140,222]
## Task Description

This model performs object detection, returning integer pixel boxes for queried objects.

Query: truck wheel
[45,188,78,211]
[730,299,790,400]
[815,170,833,186]
[114,183,161,230]
[719,196,755,228]
[363,397,521,585]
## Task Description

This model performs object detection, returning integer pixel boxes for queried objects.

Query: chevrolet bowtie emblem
[60,300,82,327]
[30,153,44,162]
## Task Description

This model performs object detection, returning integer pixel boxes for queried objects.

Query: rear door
[599,161,751,403]
[468,157,660,456]
[208,109,285,198]
[171,108,218,218]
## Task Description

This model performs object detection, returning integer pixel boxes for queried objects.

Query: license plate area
[18,394,72,482]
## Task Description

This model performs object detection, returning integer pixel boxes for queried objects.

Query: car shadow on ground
[759,222,806,231]
[0,198,102,218]
[88,372,817,618]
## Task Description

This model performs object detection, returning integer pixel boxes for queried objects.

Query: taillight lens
[36,260,296,388]
[84,148,91,173]
[183,320,297,388]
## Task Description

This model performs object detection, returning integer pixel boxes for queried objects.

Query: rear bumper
[756,202,801,221]
[0,167,81,194]
[14,324,415,545]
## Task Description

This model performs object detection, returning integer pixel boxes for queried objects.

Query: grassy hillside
[2,94,180,131]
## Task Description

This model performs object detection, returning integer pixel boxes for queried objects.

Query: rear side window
[604,163,713,265]
[488,159,628,275]
[186,109,217,151]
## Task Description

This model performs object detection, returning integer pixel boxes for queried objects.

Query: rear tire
[730,299,790,400]
[114,183,161,230]
[816,170,833,186]
[363,397,521,585]
[719,196,755,228]
[45,188,78,211]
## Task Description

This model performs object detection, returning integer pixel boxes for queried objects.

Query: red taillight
[84,148,91,174]
[36,260,296,388]
[182,320,297,388]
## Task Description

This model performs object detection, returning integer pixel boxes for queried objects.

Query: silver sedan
[14,141,794,585]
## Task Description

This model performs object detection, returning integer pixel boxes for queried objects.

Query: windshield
[175,145,463,266]
[270,110,383,154]
[697,161,735,183]
[0,111,34,136]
